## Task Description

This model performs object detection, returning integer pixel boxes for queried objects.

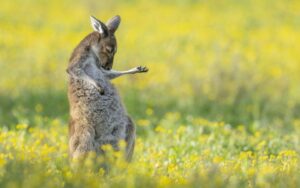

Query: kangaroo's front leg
[103,66,148,80]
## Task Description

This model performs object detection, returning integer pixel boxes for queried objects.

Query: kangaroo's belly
[68,80,128,146]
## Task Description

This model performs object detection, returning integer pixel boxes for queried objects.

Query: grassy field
[0,0,300,187]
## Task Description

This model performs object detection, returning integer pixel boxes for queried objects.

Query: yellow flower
[137,119,150,127]
[0,154,6,168]
[146,108,154,116]
[247,167,256,177]
[155,125,166,133]
[158,176,171,187]
[16,123,28,130]
[213,156,223,164]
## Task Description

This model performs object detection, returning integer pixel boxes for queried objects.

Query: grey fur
[106,15,121,33]
[67,16,148,161]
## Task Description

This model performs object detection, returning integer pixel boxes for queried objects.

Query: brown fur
[67,16,141,161]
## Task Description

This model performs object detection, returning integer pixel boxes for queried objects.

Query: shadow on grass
[0,89,167,128]
[0,90,69,127]
[0,88,187,129]
[1,88,299,129]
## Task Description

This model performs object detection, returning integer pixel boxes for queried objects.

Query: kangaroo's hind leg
[69,123,96,159]
[125,116,136,162]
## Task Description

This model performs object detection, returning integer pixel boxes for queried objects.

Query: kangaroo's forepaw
[137,66,149,73]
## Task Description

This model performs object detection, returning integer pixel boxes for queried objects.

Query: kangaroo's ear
[106,15,121,33]
[90,16,108,37]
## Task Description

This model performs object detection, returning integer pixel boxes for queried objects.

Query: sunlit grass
[1,0,300,125]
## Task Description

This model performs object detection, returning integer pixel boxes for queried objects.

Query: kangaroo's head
[90,15,120,70]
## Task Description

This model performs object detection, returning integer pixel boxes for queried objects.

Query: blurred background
[0,0,300,129]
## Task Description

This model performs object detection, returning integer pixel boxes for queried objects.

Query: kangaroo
[67,15,148,161]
